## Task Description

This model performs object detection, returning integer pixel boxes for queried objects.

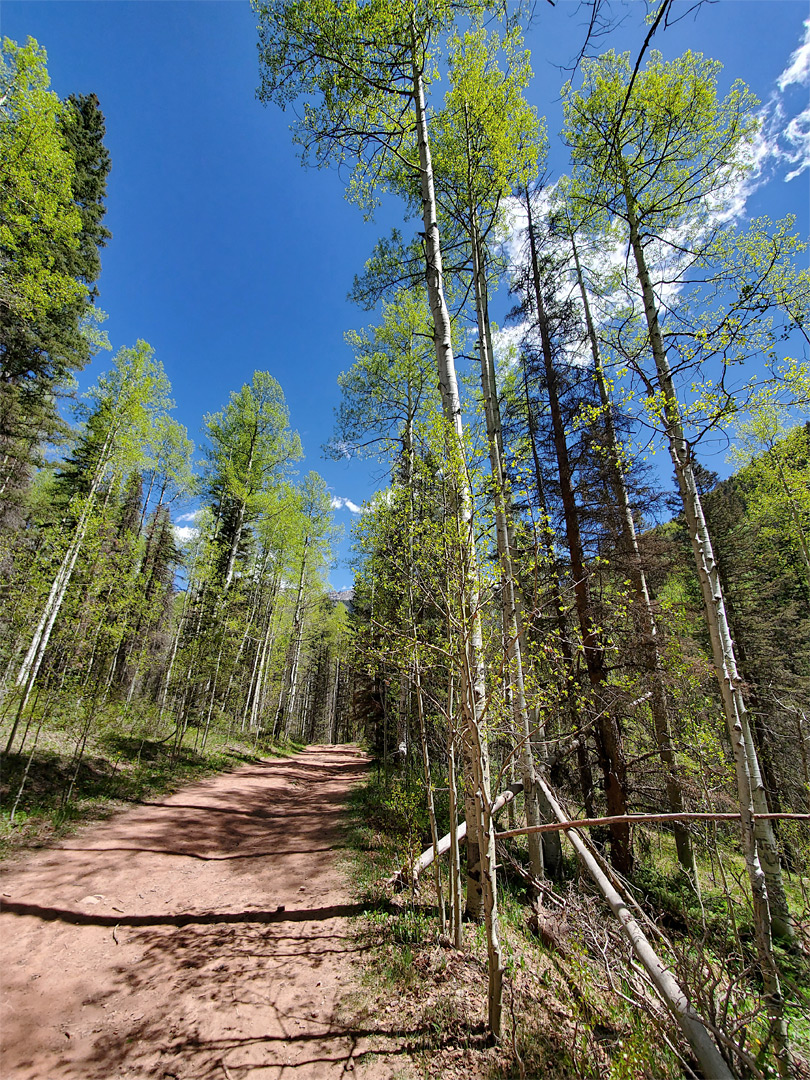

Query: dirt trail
[0,744,394,1079]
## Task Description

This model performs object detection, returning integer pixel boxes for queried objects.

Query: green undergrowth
[342,770,684,1079]
[343,767,810,1079]
[0,718,304,859]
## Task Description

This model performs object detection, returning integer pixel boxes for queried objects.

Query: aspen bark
[624,187,793,946]
[469,208,556,881]
[7,426,117,752]
[448,732,463,948]
[415,662,446,930]
[274,537,309,739]
[411,41,493,924]
[411,40,502,1030]
[535,774,736,1080]
[621,190,791,1070]
[223,439,255,589]
[396,781,524,889]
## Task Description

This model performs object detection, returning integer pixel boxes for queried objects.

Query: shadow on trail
[10,745,370,895]
[50,845,342,860]
[2,746,403,1080]
[1,899,393,928]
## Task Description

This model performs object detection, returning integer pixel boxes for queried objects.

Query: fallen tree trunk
[402,786,738,1075]
[387,782,523,891]
[531,776,733,1079]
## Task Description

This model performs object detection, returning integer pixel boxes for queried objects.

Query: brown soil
[0,744,404,1080]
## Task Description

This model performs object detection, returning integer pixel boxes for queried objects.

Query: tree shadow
[2,746,414,1078]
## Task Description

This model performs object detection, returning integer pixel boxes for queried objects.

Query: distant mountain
[329,589,355,611]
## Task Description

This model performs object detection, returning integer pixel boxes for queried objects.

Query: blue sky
[1,0,808,589]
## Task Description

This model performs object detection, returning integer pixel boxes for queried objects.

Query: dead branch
[496,811,809,840]
[387,782,523,890]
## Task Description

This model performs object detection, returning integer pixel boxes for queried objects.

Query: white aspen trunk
[469,206,550,882]
[535,775,735,1079]
[328,656,340,744]
[243,572,281,733]
[448,733,463,949]
[224,501,246,590]
[136,468,157,536]
[221,579,263,717]
[244,623,266,733]
[8,425,117,752]
[415,660,446,930]
[397,781,524,888]
[624,191,793,946]
[224,440,255,590]
[255,591,283,733]
[276,540,308,739]
[158,596,187,724]
[624,197,791,1070]
[410,31,492,928]
[284,628,305,740]
[200,643,223,751]
[249,636,269,734]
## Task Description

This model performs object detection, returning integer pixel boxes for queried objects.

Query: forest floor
[0,743,413,1080]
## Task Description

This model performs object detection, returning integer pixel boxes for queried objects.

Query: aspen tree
[429,26,562,879]
[6,342,171,750]
[553,200,696,877]
[254,6,503,997]
[274,472,334,739]
[563,48,793,1065]
[202,371,301,590]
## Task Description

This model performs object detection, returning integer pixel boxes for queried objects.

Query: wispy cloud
[330,495,362,514]
[778,19,810,92]
[739,19,810,195]
[174,510,200,524]
[497,22,810,360]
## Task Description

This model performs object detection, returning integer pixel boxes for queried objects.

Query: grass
[341,765,810,1080]
[341,769,684,1079]
[0,716,305,859]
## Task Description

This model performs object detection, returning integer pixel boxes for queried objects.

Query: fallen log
[399,783,735,1074]
[532,776,733,1080]
[387,782,523,891]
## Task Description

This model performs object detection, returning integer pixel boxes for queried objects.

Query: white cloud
[778,19,810,91]
[174,509,200,524]
[173,525,198,544]
[736,19,810,196]
[784,106,810,181]
[330,495,362,514]
[491,20,810,378]
[492,323,526,368]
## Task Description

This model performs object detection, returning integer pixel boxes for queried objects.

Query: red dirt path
[0,744,397,1079]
